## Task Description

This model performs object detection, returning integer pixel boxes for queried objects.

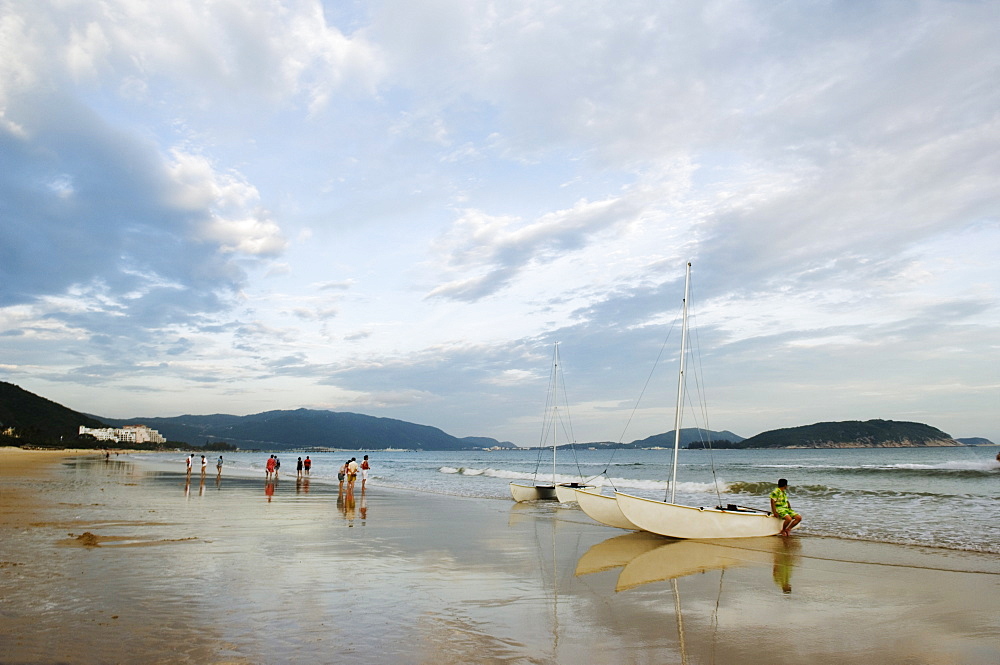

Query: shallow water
[142,446,1000,553]
[3,454,998,665]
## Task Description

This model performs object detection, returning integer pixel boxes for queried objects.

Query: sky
[1,0,998,447]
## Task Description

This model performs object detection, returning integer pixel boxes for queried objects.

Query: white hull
[510,482,558,502]
[554,482,596,503]
[615,492,782,539]
[575,488,641,530]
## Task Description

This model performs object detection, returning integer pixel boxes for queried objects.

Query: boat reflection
[576,533,795,593]
[574,531,665,576]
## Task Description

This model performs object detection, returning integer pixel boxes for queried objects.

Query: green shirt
[769,486,790,512]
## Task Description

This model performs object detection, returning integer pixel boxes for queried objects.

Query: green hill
[550,428,744,450]
[739,419,960,448]
[0,382,106,445]
[104,409,516,451]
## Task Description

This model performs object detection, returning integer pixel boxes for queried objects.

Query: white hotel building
[79,424,166,444]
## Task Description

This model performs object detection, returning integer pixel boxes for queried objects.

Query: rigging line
[599,307,683,485]
[554,348,586,480]
[532,345,561,482]
[686,286,725,506]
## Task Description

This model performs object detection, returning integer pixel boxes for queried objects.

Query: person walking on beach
[216,456,223,477]
[304,456,311,475]
[185,454,193,476]
[200,455,207,476]
[274,456,281,475]
[360,455,371,491]
[265,455,276,479]
[770,478,802,536]
[296,457,304,478]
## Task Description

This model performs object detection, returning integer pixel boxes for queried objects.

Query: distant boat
[510,344,595,502]
[613,263,782,538]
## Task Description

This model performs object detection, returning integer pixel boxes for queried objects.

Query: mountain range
[1,381,994,450]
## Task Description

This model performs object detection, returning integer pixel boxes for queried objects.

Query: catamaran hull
[510,482,558,502]
[575,488,641,530]
[554,483,597,503]
[615,492,782,539]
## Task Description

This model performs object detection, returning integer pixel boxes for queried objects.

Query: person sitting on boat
[769,478,802,536]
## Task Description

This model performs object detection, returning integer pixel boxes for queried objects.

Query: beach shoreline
[1,448,998,664]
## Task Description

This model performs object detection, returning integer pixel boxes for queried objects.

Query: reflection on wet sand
[574,531,665,576]
[507,501,580,527]
[772,537,800,594]
[576,533,795,593]
[339,486,357,525]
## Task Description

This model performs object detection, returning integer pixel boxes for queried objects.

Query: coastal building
[79,424,166,444]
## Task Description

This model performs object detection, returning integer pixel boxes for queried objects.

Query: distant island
[736,420,963,448]
[0,381,995,451]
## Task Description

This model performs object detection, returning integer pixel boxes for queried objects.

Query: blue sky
[1,0,997,446]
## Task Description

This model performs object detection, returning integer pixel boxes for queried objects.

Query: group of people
[295,456,312,476]
[337,455,370,492]
[264,454,282,478]
[185,454,225,478]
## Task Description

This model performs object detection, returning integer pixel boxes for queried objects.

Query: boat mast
[669,262,691,504]
[552,343,560,485]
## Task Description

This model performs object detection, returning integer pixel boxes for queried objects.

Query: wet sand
[1,448,998,664]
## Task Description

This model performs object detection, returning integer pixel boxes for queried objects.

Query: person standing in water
[347,457,359,490]
[296,457,304,478]
[338,460,348,492]
[303,456,312,475]
[216,455,223,477]
[770,478,802,536]
[360,455,371,491]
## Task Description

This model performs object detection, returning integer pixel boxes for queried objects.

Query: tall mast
[552,343,560,484]
[669,262,691,504]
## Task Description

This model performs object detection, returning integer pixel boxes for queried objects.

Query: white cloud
[0,0,997,445]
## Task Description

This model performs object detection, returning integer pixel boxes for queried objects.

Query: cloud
[0,99,284,326]
[427,195,641,301]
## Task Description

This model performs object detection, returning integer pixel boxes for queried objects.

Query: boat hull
[510,482,558,502]
[575,488,641,530]
[554,482,596,503]
[615,492,782,539]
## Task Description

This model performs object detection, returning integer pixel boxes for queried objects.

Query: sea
[136,445,1000,554]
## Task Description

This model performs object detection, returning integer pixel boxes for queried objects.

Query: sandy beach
[1,448,997,664]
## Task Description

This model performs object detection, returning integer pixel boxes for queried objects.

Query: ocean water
[137,445,1000,554]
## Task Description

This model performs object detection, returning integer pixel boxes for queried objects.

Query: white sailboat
[574,486,640,530]
[510,344,595,502]
[614,263,782,539]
